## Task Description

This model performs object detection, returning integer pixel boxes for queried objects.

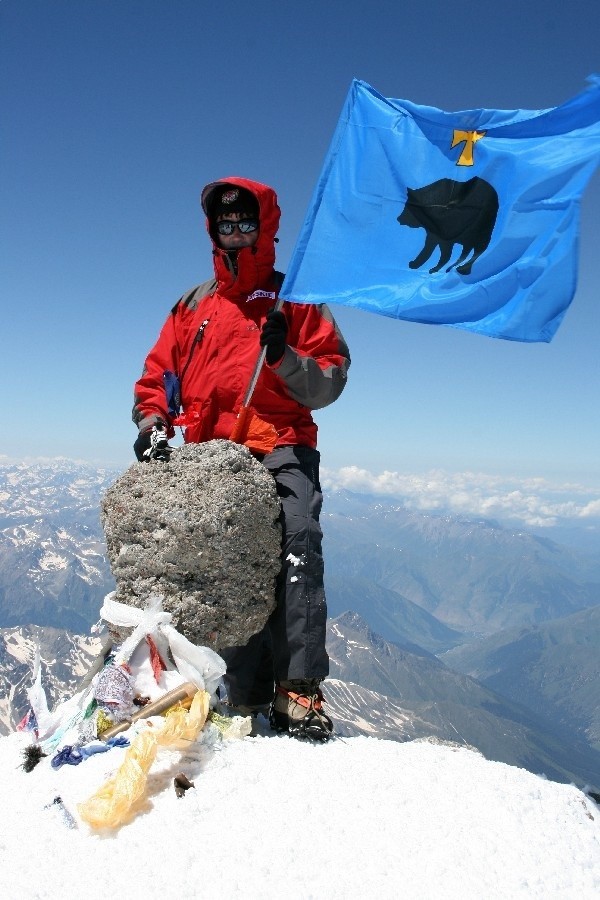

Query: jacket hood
[200,176,281,297]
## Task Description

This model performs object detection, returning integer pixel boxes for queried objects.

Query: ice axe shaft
[230,296,284,444]
[100,680,198,741]
[242,295,284,406]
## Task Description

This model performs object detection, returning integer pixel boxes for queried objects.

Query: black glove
[260,309,288,365]
[134,424,171,462]
[134,429,152,461]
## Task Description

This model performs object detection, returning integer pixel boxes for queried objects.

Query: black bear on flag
[397,176,499,276]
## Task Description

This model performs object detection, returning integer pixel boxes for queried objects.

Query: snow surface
[1,728,599,899]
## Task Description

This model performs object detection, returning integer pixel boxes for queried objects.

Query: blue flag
[281,78,600,342]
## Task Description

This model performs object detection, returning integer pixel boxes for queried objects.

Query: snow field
[0,731,598,899]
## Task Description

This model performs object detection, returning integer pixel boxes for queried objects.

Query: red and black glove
[260,309,288,365]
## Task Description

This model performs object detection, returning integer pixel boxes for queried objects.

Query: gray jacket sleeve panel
[273,304,351,410]
[274,348,349,409]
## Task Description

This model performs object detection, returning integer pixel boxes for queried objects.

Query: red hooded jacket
[133,177,350,449]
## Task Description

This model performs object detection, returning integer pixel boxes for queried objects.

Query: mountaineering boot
[269,679,333,741]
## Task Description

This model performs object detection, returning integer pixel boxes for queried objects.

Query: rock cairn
[101,440,281,649]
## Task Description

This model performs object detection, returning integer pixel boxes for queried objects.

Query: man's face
[215,211,259,251]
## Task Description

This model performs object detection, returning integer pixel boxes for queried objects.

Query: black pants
[220,445,329,706]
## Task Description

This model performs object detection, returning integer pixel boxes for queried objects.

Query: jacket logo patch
[247,290,277,302]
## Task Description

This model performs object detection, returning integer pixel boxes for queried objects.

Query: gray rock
[101,441,281,649]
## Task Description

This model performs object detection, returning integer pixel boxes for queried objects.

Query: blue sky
[2,1,599,514]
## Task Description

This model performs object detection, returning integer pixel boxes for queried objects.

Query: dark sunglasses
[216,219,259,236]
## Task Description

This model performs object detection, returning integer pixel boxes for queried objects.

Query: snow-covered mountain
[0,460,116,631]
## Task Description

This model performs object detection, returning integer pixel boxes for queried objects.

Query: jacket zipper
[180,319,209,387]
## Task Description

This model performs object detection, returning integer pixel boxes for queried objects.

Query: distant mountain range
[2,461,598,640]
[323,491,600,635]
[325,573,464,654]
[443,603,600,752]
[1,459,599,791]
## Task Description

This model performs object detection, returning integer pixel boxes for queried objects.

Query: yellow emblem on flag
[451,130,486,166]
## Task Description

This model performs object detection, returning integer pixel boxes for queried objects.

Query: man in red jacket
[133,177,350,740]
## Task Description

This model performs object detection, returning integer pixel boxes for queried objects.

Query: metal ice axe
[229,296,284,447]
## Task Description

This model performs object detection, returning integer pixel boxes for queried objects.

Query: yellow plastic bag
[158,689,210,750]
[78,690,209,830]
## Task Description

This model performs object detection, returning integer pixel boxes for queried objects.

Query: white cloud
[321,466,600,528]
[579,498,600,518]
